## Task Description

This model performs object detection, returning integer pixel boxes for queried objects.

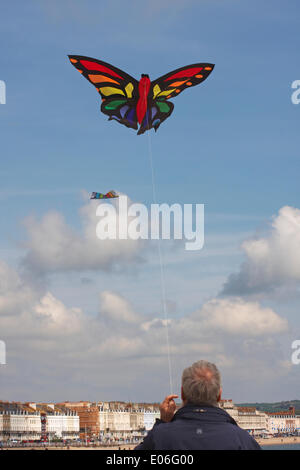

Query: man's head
[181,360,222,406]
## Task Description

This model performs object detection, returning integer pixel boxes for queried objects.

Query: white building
[98,402,136,441]
[0,402,79,441]
[0,403,41,441]
[97,402,160,442]
[35,404,79,439]
[219,400,268,435]
[0,413,3,440]
[144,409,160,430]
[267,408,300,434]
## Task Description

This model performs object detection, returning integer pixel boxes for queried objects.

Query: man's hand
[159,394,179,422]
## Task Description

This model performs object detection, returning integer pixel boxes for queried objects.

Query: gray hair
[181,360,221,406]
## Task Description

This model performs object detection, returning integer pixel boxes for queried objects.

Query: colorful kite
[90,190,119,199]
[68,55,214,135]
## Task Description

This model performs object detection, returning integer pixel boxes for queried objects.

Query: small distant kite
[90,190,119,200]
[68,55,214,135]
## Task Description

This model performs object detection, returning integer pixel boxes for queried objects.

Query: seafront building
[1,399,299,442]
[219,399,269,435]
[219,400,300,436]
[62,401,160,442]
[0,402,41,441]
[98,401,160,442]
[60,401,100,439]
[0,401,79,441]
[32,403,79,440]
[267,407,300,434]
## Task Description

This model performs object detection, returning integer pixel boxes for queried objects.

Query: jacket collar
[172,403,238,425]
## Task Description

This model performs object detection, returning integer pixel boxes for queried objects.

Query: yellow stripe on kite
[99,87,125,97]
[158,89,176,97]
[125,82,134,98]
[153,84,161,99]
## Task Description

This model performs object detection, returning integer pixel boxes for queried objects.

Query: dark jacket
[135,404,261,450]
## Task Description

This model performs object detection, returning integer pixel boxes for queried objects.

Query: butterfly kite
[90,190,118,200]
[68,55,214,135]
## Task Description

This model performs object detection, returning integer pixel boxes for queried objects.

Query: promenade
[256,436,300,447]
[2,436,300,450]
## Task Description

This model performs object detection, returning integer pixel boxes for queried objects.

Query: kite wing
[90,192,102,199]
[68,55,140,130]
[105,190,118,198]
[138,63,214,135]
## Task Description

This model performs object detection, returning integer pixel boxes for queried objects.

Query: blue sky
[0,0,300,403]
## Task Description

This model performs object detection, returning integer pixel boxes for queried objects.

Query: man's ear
[181,386,186,404]
[217,388,222,402]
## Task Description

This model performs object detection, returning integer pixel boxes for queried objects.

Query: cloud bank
[0,258,289,401]
[22,197,145,275]
[0,204,297,401]
[222,206,300,295]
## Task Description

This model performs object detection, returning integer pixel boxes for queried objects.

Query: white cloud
[0,261,36,316]
[222,206,300,295]
[193,297,288,336]
[141,318,171,332]
[35,292,84,334]
[22,196,144,275]
[100,291,141,324]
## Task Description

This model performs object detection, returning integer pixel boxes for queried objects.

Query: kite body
[68,55,214,135]
[90,190,118,200]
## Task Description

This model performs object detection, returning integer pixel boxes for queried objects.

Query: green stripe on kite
[156,101,171,113]
[104,100,127,110]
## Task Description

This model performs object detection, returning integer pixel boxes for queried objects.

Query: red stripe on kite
[165,67,203,81]
[80,60,124,79]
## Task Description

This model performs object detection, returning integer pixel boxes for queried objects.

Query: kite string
[146,127,173,395]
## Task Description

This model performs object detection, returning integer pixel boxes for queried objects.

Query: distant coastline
[236,400,300,414]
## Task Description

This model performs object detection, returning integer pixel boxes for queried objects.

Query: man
[135,360,261,450]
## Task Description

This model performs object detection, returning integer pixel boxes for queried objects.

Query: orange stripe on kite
[88,74,120,85]
[80,60,124,79]
[168,80,187,87]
